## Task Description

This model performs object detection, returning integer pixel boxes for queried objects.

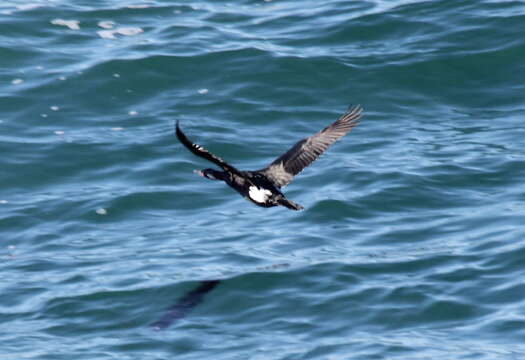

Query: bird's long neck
[207,169,228,181]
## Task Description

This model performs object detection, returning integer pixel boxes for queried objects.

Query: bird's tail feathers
[277,198,304,211]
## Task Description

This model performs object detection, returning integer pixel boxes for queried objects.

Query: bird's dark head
[194,168,224,181]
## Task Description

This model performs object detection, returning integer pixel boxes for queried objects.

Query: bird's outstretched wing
[175,121,242,176]
[259,105,362,188]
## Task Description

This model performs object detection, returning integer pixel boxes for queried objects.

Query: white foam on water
[11,79,24,85]
[98,20,115,29]
[16,4,41,11]
[50,106,60,111]
[96,208,107,215]
[54,130,65,135]
[198,88,209,94]
[51,19,80,30]
[97,27,143,39]
[129,110,138,116]
[117,27,144,36]
[111,127,124,131]
[126,4,150,9]
[97,30,116,39]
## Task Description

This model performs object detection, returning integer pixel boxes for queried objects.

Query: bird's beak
[193,170,204,177]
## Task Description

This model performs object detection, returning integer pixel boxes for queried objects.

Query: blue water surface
[1,1,525,359]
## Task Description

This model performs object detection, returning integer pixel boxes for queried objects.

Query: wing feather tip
[343,104,363,118]
[175,120,184,137]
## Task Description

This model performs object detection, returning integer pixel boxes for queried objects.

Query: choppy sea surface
[2,1,525,359]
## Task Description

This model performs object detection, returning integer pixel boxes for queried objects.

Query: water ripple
[2,0,525,359]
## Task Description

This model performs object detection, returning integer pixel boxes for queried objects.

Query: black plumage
[175,104,362,210]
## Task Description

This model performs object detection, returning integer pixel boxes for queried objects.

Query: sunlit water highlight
[1,1,525,359]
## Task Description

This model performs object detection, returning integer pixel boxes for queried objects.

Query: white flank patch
[248,186,272,203]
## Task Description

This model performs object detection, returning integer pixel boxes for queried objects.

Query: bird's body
[199,169,303,210]
[176,105,362,210]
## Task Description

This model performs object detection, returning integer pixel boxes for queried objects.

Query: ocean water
[1,0,525,359]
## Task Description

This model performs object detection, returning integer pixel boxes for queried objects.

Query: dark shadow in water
[151,280,221,330]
